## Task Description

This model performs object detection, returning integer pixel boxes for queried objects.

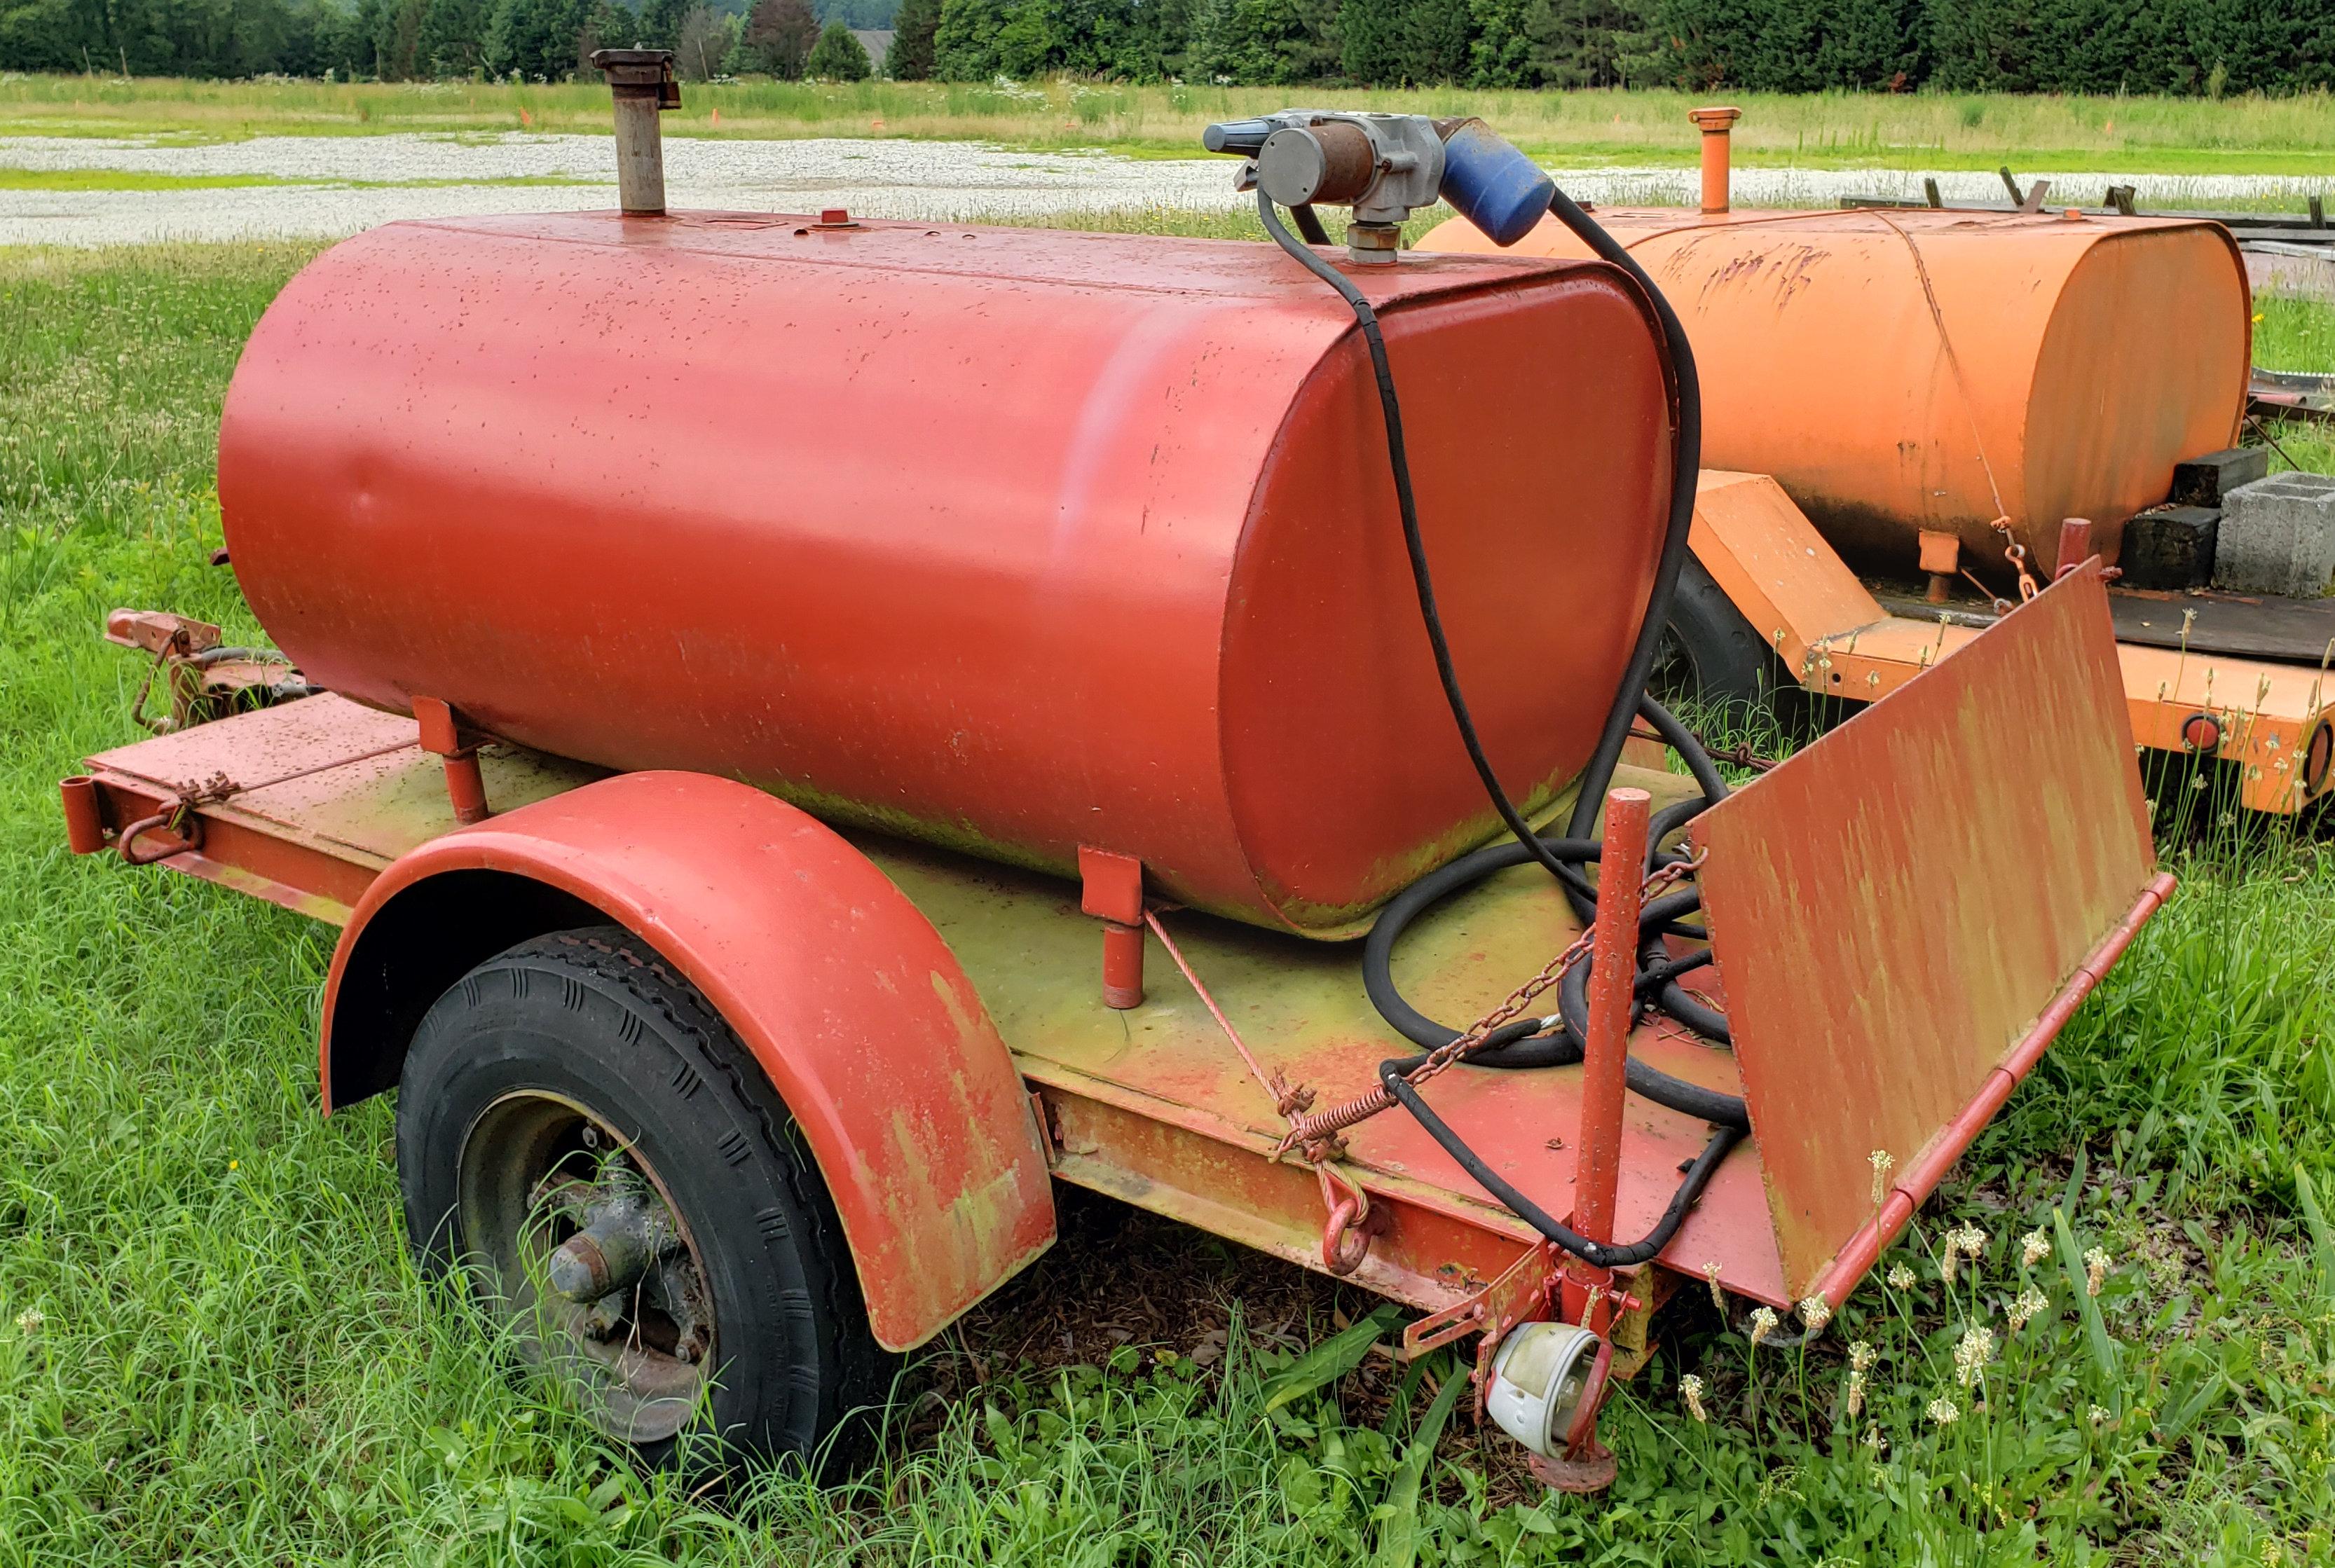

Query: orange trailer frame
[60,566,2168,1446]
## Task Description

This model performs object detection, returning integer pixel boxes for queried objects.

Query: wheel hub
[457,1092,716,1443]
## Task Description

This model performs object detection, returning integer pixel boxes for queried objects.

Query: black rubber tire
[397,924,886,1471]
[1655,553,1792,709]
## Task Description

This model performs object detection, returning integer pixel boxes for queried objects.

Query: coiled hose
[1256,185,1746,1272]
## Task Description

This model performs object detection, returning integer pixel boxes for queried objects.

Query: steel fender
[323,769,1057,1352]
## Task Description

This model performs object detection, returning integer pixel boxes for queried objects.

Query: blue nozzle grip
[1439,120,1556,247]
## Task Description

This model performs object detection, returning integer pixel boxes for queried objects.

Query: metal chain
[1990,515,2043,603]
[1275,853,1704,1160]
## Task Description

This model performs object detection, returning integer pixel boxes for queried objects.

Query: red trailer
[58,76,2170,1484]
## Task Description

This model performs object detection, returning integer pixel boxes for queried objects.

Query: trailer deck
[70,690,1785,1326]
[67,566,2173,1363]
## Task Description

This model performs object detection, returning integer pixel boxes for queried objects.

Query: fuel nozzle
[1202,111,1555,262]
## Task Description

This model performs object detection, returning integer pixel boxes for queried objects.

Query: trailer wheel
[397,924,884,1469]
[1654,555,1791,710]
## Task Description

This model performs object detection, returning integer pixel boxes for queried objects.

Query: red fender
[322,769,1055,1351]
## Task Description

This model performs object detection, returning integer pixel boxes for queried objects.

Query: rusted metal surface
[325,770,1059,1353]
[219,212,1674,937]
[1422,207,2250,581]
[106,607,305,735]
[413,697,492,825]
[78,692,1796,1321]
[1805,867,2175,1309]
[1692,565,2158,1300]
[875,764,1794,1307]
[1566,787,1646,1323]
[1687,106,1741,215]
[590,48,678,216]
[74,693,603,923]
[1692,471,2335,813]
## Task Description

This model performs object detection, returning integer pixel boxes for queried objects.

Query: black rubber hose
[1385,1059,1745,1268]
[1290,203,1331,245]
[1638,694,1730,808]
[1367,839,1748,1128]
[1259,179,1748,1260]
[1554,189,1706,843]
[1256,191,1599,910]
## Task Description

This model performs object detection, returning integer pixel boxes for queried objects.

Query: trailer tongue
[57,75,2168,1484]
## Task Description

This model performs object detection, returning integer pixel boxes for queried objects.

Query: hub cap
[457,1092,714,1443]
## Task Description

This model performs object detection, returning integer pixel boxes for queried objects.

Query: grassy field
[7,73,2335,176]
[4,232,2335,1564]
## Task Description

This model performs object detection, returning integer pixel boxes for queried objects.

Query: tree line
[908,0,2335,92]
[6,0,2331,93]
[0,0,879,80]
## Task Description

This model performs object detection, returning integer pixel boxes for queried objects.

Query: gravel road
[4,131,2329,247]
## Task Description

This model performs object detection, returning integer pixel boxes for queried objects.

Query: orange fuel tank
[1420,207,2250,580]
[219,212,1676,935]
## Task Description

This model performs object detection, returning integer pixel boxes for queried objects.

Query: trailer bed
[73,692,1793,1317]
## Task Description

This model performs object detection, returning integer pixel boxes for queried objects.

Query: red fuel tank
[219,212,1675,935]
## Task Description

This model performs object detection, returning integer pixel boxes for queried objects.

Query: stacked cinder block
[2213,471,2335,598]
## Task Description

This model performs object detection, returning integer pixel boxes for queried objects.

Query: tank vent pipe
[1687,106,1743,216]
[591,48,680,217]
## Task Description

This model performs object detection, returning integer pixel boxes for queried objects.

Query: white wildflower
[2088,1403,2110,1426]
[1953,1324,1996,1387]
[1797,1294,1833,1335]
[1863,1425,1887,1454]
[1703,1259,1725,1312]
[2020,1228,2051,1269]
[13,1309,39,1335]
[1868,1148,1896,1204]
[1844,1368,1867,1419]
[1680,1373,1706,1422]
[2083,1245,2111,1297]
[1748,1305,1779,1348]
[1849,1340,1876,1372]
[2008,1286,2049,1333]
[1927,1396,1959,1426]
[1887,1263,1917,1291]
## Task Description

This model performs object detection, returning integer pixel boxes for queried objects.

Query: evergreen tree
[885,0,937,75]
[418,0,489,72]
[741,0,815,73]
[375,0,425,76]
[636,0,686,45]
[1184,0,1336,82]
[931,0,1006,78]
[804,13,868,71]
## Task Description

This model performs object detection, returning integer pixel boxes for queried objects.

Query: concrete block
[2171,446,2269,508]
[2214,472,2335,598]
[2121,505,2217,590]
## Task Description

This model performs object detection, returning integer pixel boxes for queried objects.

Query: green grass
[6,235,2335,1564]
[7,74,2335,177]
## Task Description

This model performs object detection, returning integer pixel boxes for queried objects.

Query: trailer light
[1485,1320,1605,1459]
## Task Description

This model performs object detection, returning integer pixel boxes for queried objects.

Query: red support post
[413,695,492,825]
[2055,517,2093,579]
[1567,786,1649,1324]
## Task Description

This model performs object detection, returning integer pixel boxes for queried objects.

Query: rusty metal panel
[1692,566,2155,1298]
[871,762,1793,1308]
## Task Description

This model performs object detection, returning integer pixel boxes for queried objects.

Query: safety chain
[1989,514,2043,603]
[1273,853,1706,1162]
[114,740,420,865]
[1688,731,1779,775]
